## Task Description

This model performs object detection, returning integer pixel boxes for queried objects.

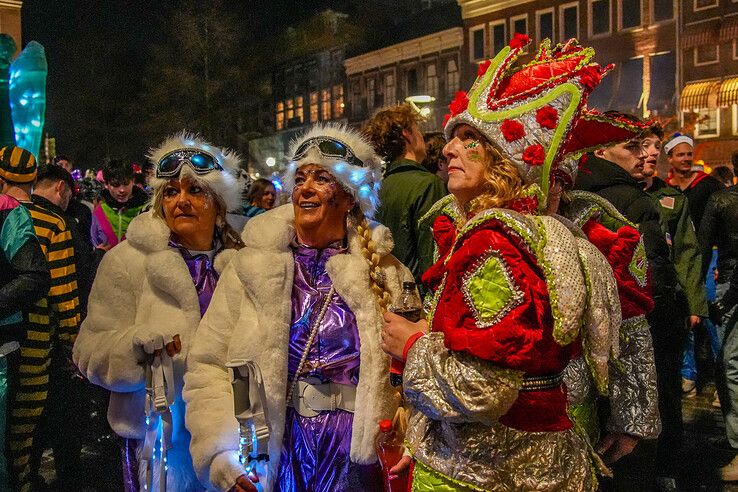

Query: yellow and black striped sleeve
[28,205,81,343]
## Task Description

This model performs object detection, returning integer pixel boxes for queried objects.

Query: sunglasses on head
[292,137,364,168]
[156,148,222,178]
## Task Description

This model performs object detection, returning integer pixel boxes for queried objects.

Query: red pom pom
[522,144,546,166]
[578,65,602,90]
[477,60,492,77]
[535,106,559,130]
[509,33,530,49]
[448,91,469,117]
[500,119,526,142]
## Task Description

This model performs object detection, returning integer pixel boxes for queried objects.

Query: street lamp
[266,157,276,167]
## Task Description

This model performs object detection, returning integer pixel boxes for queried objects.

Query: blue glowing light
[9,42,47,158]
[350,169,363,185]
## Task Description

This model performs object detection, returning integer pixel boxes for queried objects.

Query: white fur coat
[73,211,235,491]
[183,204,408,492]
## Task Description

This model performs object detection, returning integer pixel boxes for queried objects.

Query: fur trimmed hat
[283,123,383,218]
[146,131,242,212]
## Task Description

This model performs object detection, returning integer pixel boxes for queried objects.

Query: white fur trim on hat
[146,131,243,212]
[664,134,693,155]
[282,123,383,218]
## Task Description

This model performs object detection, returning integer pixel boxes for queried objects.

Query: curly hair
[422,132,447,174]
[363,103,423,163]
[464,141,526,215]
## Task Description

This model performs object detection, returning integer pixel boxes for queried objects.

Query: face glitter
[464,140,480,149]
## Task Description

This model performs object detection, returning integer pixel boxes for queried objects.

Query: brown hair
[246,178,275,205]
[363,104,423,163]
[466,141,526,214]
[151,178,244,250]
[422,132,447,174]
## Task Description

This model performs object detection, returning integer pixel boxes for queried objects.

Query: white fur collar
[241,204,394,257]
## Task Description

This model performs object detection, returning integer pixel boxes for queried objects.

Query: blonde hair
[466,141,526,215]
[351,207,392,311]
[151,178,245,250]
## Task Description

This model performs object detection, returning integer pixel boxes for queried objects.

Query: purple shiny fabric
[274,244,382,492]
[169,239,220,316]
[121,438,140,492]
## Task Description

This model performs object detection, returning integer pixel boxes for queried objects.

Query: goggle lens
[156,149,222,178]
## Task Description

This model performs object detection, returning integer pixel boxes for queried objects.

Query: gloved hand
[133,330,182,360]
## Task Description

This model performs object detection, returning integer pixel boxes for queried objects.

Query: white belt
[289,377,356,417]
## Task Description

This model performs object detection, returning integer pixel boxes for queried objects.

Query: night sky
[19,0,385,169]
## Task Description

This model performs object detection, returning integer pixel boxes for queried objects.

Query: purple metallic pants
[121,438,140,492]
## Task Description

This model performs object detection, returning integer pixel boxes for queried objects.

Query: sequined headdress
[444,34,647,206]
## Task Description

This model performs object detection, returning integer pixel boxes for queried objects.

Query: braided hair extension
[351,207,392,312]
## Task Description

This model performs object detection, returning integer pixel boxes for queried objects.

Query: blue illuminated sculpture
[0,34,16,148]
[9,41,47,158]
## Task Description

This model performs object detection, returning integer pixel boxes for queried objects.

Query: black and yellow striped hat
[0,146,37,184]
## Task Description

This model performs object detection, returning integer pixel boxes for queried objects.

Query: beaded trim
[520,371,565,391]
[460,248,524,329]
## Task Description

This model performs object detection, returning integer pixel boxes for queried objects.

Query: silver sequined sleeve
[403,332,523,425]
[607,316,661,438]
[564,356,595,407]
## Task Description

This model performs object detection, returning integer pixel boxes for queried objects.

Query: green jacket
[376,158,447,284]
[645,177,708,317]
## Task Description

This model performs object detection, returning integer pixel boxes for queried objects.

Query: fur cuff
[210,450,245,492]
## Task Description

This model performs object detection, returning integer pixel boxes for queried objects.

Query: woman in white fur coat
[73,133,245,492]
[183,124,409,492]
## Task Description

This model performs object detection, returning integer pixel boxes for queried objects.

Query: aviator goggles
[156,148,222,178]
[291,137,364,168]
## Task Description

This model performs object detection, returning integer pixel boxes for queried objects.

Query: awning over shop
[718,77,738,107]
[680,80,720,111]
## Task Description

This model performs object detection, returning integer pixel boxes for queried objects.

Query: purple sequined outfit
[274,244,381,492]
[121,241,219,492]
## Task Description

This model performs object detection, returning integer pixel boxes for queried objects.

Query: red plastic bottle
[376,419,409,492]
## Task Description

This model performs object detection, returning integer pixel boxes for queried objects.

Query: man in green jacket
[641,125,708,405]
[365,104,447,284]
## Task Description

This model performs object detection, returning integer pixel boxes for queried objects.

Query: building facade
[679,0,738,167]
[457,0,679,120]
[345,27,464,130]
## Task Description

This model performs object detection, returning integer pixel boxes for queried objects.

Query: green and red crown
[445,34,645,205]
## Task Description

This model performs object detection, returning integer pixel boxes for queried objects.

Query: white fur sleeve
[72,248,145,392]
[183,263,246,492]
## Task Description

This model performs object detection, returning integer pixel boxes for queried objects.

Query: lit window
[286,99,294,122]
[295,96,304,124]
[321,89,331,120]
[695,45,719,66]
[367,78,376,111]
[310,92,318,123]
[690,108,719,138]
[733,39,738,60]
[470,26,485,61]
[426,64,438,98]
[652,0,673,22]
[511,14,528,36]
[733,104,738,135]
[446,59,459,95]
[384,73,395,106]
[490,21,506,55]
[694,0,718,10]
[560,3,578,40]
[537,9,554,43]
[590,0,611,36]
[275,101,284,131]
[333,85,344,118]
[620,0,641,30]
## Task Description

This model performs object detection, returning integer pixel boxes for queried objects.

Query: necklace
[286,286,335,403]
